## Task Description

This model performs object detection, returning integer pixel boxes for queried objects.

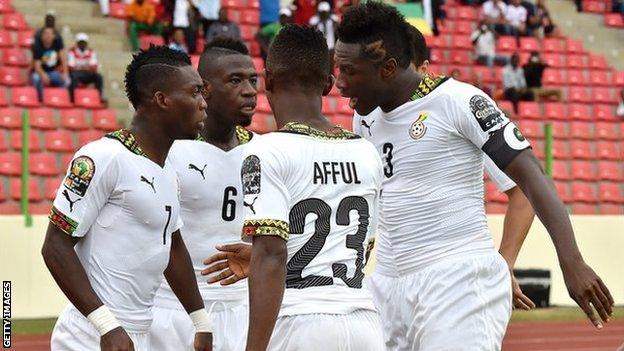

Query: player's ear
[264,69,273,92]
[381,58,398,80]
[322,74,335,96]
[418,60,429,75]
[154,91,168,109]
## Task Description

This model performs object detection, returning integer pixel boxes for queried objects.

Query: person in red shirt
[292,0,316,25]
[68,33,105,104]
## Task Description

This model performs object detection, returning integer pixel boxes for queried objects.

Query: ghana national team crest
[409,112,429,140]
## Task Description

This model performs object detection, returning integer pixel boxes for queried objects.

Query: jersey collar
[195,125,253,145]
[279,122,360,140]
[410,74,449,101]
[105,129,149,158]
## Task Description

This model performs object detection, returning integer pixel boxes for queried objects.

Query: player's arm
[41,153,134,350]
[164,230,212,351]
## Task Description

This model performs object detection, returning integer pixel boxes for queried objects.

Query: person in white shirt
[42,46,213,351]
[481,0,511,34]
[616,89,624,118]
[309,2,339,68]
[471,21,509,67]
[172,0,197,54]
[68,32,105,103]
[505,0,528,35]
[503,53,534,113]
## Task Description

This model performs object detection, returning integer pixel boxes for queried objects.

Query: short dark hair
[198,37,249,77]
[408,25,428,67]
[266,24,329,92]
[124,45,191,108]
[337,2,414,69]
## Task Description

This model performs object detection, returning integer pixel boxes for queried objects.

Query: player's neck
[379,70,422,113]
[129,119,173,167]
[200,115,238,151]
[270,91,333,131]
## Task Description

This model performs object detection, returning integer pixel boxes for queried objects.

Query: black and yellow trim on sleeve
[49,206,78,236]
[280,122,360,140]
[242,219,289,241]
[410,74,449,101]
[105,129,149,158]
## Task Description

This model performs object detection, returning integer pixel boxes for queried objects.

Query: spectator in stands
[98,0,109,17]
[168,28,189,53]
[205,8,241,43]
[33,13,64,51]
[481,0,510,34]
[309,2,338,68]
[614,0,624,14]
[471,21,509,67]
[31,27,70,103]
[195,0,220,38]
[616,89,624,117]
[534,0,560,37]
[68,33,105,104]
[503,53,534,113]
[127,0,163,51]
[472,72,493,97]
[523,51,562,101]
[292,0,316,25]
[256,8,292,61]
[505,0,528,36]
[171,0,198,54]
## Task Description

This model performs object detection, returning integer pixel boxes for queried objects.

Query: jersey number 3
[382,143,394,178]
[286,196,369,289]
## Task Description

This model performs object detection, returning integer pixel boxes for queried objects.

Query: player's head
[265,24,333,97]
[124,45,206,139]
[335,2,415,115]
[198,37,257,127]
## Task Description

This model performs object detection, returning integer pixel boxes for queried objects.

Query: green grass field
[11,307,624,335]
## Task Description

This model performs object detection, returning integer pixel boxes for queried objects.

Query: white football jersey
[352,76,530,276]
[154,127,255,307]
[240,123,383,317]
[50,130,183,332]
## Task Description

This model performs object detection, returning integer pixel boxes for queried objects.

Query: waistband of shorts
[65,304,151,334]
[153,293,247,312]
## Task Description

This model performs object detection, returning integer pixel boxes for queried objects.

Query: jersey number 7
[286,196,369,290]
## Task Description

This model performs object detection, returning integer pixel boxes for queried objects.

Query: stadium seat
[29,108,56,130]
[16,29,34,48]
[0,0,12,13]
[554,181,572,202]
[43,88,72,108]
[588,54,608,70]
[551,140,569,159]
[429,49,445,63]
[0,87,7,107]
[425,35,444,49]
[485,181,507,203]
[594,104,616,121]
[613,71,624,87]
[605,13,624,28]
[240,9,259,25]
[568,87,590,103]
[454,6,478,20]
[321,98,335,115]
[542,69,563,86]
[0,131,6,151]
[517,120,543,139]
[531,140,545,159]
[571,161,596,181]
[543,38,563,52]
[60,152,74,169]
[496,36,517,52]
[517,101,540,119]
[10,130,41,151]
[2,13,27,31]
[0,30,12,47]
[255,94,271,113]
[566,39,584,54]
[10,178,43,202]
[336,98,353,116]
[252,57,264,73]
[599,183,623,203]
[222,0,243,8]
[570,140,594,160]
[542,53,564,68]
[596,141,621,160]
[77,130,103,147]
[12,86,40,107]
[451,35,472,50]
[567,103,591,121]
[552,161,571,181]
[571,203,598,214]
[569,121,593,140]
[240,25,255,41]
[92,109,120,131]
[74,88,102,109]
[139,35,164,50]
[44,177,62,200]
[190,54,200,68]
[2,47,28,67]
[29,153,59,176]
[59,109,88,130]
[496,100,514,114]
[519,37,539,52]
[598,161,622,181]
[583,0,607,12]
[248,113,276,134]
[599,204,623,215]
[543,102,565,120]
[0,152,20,175]
[591,87,615,104]
[550,121,569,140]
[566,70,586,85]
[44,130,74,152]
[0,107,20,128]
[0,180,5,202]
[565,55,585,69]
[571,182,597,203]
[0,66,26,86]
[589,70,609,86]
[453,21,473,34]
[249,40,260,57]
[0,202,20,214]
[449,50,471,64]
[109,2,127,19]
[595,122,620,140]
[29,201,53,215]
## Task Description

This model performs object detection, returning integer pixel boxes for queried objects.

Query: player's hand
[201,243,251,285]
[561,258,614,329]
[100,327,135,351]
[510,271,535,310]
[193,332,213,351]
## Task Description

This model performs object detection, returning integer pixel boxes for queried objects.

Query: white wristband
[87,305,121,336]
[189,309,213,333]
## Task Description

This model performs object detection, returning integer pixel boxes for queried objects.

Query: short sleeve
[240,140,290,242]
[451,85,531,171]
[32,45,43,60]
[484,155,516,192]
[49,144,118,237]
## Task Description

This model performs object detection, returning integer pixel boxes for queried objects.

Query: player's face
[205,55,258,127]
[334,40,384,116]
[165,66,207,139]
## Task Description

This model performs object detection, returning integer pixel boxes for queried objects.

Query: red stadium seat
[594,104,616,121]
[10,130,41,151]
[591,87,615,104]
[2,48,28,67]
[570,140,594,160]
[248,113,276,134]
[16,30,34,48]
[10,178,43,202]
[30,153,59,176]
[109,2,127,19]
[0,66,26,86]
[321,98,335,115]
[571,161,596,181]
[485,181,507,203]
[567,103,591,121]
[449,50,471,64]
[599,204,623,215]
[565,55,585,69]
[554,181,572,202]
[0,30,12,47]
[531,140,545,159]
[588,54,608,70]
[542,53,564,68]
[44,177,62,200]
[595,122,619,140]
[596,141,621,160]
[0,152,20,175]
[3,13,28,31]
[551,140,569,159]
[496,100,514,115]
[249,40,260,57]
[552,162,571,181]
[0,131,6,151]
[613,71,624,87]
[92,109,120,131]
[550,121,568,140]
[517,120,543,139]
[29,201,53,214]
[542,69,563,86]
[519,37,539,52]
[517,101,540,119]
[566,39,584,54]
[12,87,40,107]
[453,21,473,34]
[605,13,624,28]
[571,182,597,203]
[0,106,21,129]
[29,108,56,130]
[583,0,607,12]
[543,38,563,52]
[0,181,5,202]
[589,70,609,86]
[336,98,353,116]
[429,49,445,63]
[543,102,565,120]
[139,35,164,50]
[255,94,271,113]
[598,183,623,203]
[77,130,103,146]
[0,87,7,107]
[425,35,444,48]
[568,87,590,103]
[566,70,586,85]
[451,35,472,50]
[74,88,102,109]
[240,9,259,25]
[598,162,622,181]
[496,36,517,52]
[571,203,598,214]
[43,88,72,108]
[190,54,200,68]
[252,57,264,73]
[0,0,12,13]
[44,130,74,152]
[240,25,255,41]
[59,109,88,130]
[569,121,593,140]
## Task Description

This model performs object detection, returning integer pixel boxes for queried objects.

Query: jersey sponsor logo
[241,155,261,195]
[62,189,81,212]
[243,196,258,215]
[140,175,156,193]
[503,123,531,150]
[63,156,95,197]
[361,120,374,136]
[409,112,429,140]
[469,95,504,132]
[188,163,207,180]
